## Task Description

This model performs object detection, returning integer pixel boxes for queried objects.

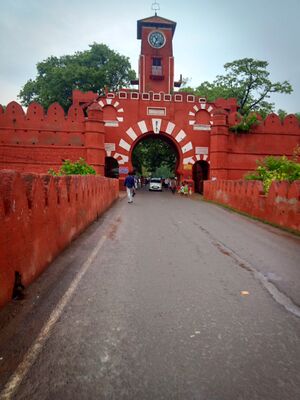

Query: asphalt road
[0,188,300,400]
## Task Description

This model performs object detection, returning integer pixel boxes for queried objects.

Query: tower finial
[151,1,160,16]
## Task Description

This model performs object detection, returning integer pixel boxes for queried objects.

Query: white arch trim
[111,119,195,165]
[98,98,124,114]
[188,102,215,128]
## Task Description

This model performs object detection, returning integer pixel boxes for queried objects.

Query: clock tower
[136,14,177,94]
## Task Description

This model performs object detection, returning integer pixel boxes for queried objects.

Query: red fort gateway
[0,14,299,192]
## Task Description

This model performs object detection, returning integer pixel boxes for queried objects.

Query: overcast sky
[0,0,299,112]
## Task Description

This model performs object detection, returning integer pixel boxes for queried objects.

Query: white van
[149,178,162,191]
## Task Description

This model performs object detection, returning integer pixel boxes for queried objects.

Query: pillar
[85,102,105,175]
[210,108,229,180]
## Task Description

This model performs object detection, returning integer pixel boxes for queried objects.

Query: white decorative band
[126,127,137,141]
[138,120,147,134]
[166,121,175,135]
[175,129,186,143]
[119,139,131,152]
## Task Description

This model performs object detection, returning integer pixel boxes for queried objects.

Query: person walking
[124,171,135,203]
[170,177,177,194]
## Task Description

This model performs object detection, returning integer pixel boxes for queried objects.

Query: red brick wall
[224,112,300,180]
[0,170,119,308]
[1,98,299,189]
[203,179,300,232]
[0,101,106,175]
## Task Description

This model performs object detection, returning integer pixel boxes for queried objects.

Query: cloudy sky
[0,0,299,112]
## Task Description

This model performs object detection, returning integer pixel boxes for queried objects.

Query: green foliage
[181,58,292,116]
[245,154,300,193]
[132,138,177,174]
[48,158,96,176]
[277,109,288,121]
[229,113,259,133]
[153,165,174,178]
[19,43,136,111]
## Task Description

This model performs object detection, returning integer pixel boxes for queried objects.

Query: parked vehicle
[149,178,162,191]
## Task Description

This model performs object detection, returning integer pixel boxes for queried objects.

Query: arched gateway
[1,12,298,185]
[73,13,239,192]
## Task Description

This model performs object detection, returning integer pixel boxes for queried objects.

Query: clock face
[148,31,166,48]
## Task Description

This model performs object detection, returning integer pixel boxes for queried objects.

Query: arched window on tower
[103,105,118,127]
[151,57,164,80]
[194,110,211,131]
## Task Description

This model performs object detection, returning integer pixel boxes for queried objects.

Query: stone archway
[130,132,181,178]
[193,160,209,194]
[105,157,119,179]
[104,118,198,187]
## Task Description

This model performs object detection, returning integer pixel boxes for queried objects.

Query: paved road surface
[0,189,299,400]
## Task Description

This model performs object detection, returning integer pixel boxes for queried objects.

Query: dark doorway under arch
[105,157,119,178]
[131,133,180,178]
[193,160,209,194]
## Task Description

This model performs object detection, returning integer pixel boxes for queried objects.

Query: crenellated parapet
[0,169,119,308]
[208,111,300,180]
[204,179,300,232]
[0,101,84,126]
[0,101,105,174]
[227,111,300,133]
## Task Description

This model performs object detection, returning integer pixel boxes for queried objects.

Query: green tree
[19,43,136,110]
[181,58,292,115]
[277,109,288,121]
[132,138,177,175]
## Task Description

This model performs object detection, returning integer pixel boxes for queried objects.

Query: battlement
[0,169,119,308]
[204,179,300,232]
[227,111,300,133]
[0,101,106,174]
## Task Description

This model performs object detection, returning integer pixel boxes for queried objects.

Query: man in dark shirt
[124,172,135,203]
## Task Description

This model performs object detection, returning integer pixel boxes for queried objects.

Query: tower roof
[137,15,176,39]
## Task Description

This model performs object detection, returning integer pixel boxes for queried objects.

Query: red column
[210,109,229,180]
[85,102,105,175]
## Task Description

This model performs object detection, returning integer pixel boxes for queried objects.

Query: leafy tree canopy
[18,43,136,110]
[181,58,292,116]
[132,138,177,175]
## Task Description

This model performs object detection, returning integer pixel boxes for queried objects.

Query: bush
[229,113,259,133]
[48,158,96,176]
[245,154,300,193]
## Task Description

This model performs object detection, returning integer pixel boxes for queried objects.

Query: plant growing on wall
[245,154,300,193]
[229,113,259,133]
[48,158,96,176]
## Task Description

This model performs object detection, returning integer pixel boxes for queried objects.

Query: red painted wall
[225,112,300,180]
[203,179,300,232]
[1,97,299,192]
[0,170,119,308]
[0,101,106,175]
[139,26,174,93]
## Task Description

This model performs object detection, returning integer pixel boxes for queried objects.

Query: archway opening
[105,157,119,178]
[193,160,209,194]
[131,134,179,179]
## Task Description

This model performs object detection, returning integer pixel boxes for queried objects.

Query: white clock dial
[148,31,166,48]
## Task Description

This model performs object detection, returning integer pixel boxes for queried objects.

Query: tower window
[152,57,162,66]
[151,58,163,80]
